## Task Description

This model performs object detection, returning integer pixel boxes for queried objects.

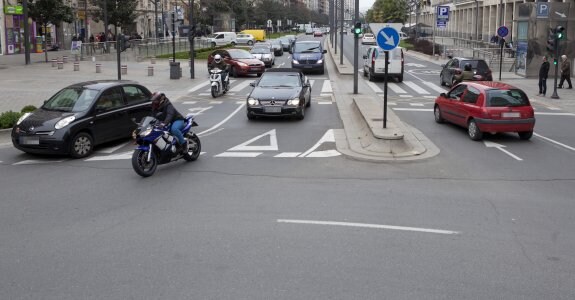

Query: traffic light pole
[340,0,344,65]
[551,35,560,99]
[353,0,359,94]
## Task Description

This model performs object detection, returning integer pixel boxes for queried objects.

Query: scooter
[131,114,201,177]
[209,68,229,98]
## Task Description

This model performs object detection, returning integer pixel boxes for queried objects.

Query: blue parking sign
[437,6,449,21]
[537,3,549,18]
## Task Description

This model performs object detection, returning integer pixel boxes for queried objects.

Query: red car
[313,30,323,37]
[207,49,265,77]
[434,82,535,141]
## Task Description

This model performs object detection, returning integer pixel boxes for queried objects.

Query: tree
[28,0,73,62]
[90,0,138,29]
[366,0,408,24]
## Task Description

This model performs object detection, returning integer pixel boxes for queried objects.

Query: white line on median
[534,133,575,152]
[277,219,459,235]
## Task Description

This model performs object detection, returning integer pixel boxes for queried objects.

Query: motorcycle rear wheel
[132,149,158,177]
[183,134,201,161]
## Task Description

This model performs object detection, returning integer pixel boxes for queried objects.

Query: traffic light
[547,29,556,52]
[554,58,558,66]
[556,25,565,40]
[353,22,363,37]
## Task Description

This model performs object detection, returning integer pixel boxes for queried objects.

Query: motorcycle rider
[209,54,229,90]
[151,92,187,152]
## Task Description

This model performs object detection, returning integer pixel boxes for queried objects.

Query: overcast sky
[359,0,376,12]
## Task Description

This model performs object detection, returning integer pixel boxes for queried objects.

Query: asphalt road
[1,34,574,299]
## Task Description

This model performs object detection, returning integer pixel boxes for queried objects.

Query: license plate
[264,106,282,113]
[20,136,39,145]
[250,67,260,71]
[502,112,520,118]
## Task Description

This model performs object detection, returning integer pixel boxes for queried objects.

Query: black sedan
[246,68,311,120]
[12,80,153,158]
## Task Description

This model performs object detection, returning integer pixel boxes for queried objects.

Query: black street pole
[189,0,195,79]
[499,38,503,81]
[340,0,344,65]
[384,51,389,128]
[329,0,333,48]
[23,0,30,64]
[103,0,109,53]
[334,0,337,54]
[172,12,176,62]
[353,0,359,94]
[154,0,159,40]
[116,26,121,80]
[551,33,560,99]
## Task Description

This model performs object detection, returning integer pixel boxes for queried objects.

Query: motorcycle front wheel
[132,149,158,177]
[211,85,218,98]
[183,134,201,161]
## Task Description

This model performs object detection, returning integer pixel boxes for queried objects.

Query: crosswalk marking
[230,80,252,92]
[188,81,211,93]
[423,96,437,99]
[404,81,430,94]
[274,152,301,158]
[399,95,413,98]
[321,80,332,93]
[182,101,198,105]
[13,159,66,165]
[410,103,424,106]
[366,81,383,93]
[310,80,316,88]
[388,83,407,94]
[318,102,332,104]
[422,82,446,93]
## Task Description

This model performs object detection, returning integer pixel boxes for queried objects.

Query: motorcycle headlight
[55,116,75,129]
[247,98,259,106]
[17,112,32,125]
[139,127,153,137]
[287,98,300,106]
[292,60,299,64]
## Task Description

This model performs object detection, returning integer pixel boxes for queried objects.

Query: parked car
[434,82,535,141]
[269,39,284,56]
[363,46,404,82]
[12,80,153,158]
[250,46,275,67]
[240,29,266,42]
[361,33,376,45]
[246,68,311,120]
[313,30,323,37]
[206,31,237,47]
[236,33,255,45]
[207,49,265,77]
[399,32,408,40]
[290,40,327,74]
[440,57,493,87]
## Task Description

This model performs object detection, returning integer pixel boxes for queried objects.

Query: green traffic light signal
[555,25,565,40]
[354,22,363,36]
[554,58,558,65]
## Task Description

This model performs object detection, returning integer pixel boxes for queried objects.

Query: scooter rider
[209,54,229,89]
[151,92,187,152]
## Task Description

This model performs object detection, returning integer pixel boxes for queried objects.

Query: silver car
[236,33,255,45]
[250,47,275,67]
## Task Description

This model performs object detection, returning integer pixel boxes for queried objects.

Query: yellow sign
[77,11,85,19]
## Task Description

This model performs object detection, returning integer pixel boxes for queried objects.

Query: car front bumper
[247,105,302,117]
[292,63,324,72]
[11,128,71,155]
[237,65,265,75]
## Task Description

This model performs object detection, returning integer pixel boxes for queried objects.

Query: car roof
[461,81,519,91]
[263,68,304,75]
[451,57,486,61]
[68,80,138,90]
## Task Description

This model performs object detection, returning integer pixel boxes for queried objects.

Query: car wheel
[434,105,444,123]
[231,42,236,47]
[319,68,325,75]
[468,119,483,141]
[518,131,533,140]
[363,68,368,77]
[440,74,445,86]
[247,40,253,46]
[211,42,216,48]
[70,132,94,158]
[368,70,374,82]
[397,75,403,82]
[306,95,311,108]
[231,66,237,78]
[257,73,262,77]
[296,106,305,120]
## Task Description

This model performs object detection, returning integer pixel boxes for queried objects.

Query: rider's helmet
[214,54,222,64]
[151,92,166,111]
[464,63,472,71]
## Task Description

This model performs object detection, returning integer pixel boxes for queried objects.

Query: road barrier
[57,61,64,69]
[51,58,57,67]
[96,63,102,73]
[121,65,127,75]
[148,66,154,76]
[62,56,68,63]
[73,62,80,71]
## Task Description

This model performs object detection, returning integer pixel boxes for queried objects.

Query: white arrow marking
[187,106,213,116]
[228,129,278,151]
[483,141,523,161]
[379,30,396,47]
[96,142,130,154]
[555,11,567,18]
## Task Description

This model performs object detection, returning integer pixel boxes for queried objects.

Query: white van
[207,32,237,47]
[362,46,404,82]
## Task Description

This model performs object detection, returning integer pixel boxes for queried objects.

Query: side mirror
[440,93,446,98]
[322,49,327,54]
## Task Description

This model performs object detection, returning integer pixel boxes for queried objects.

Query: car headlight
[139,127,153,137]
[317,59,323,64]
[247,98,259,106]
[292,60,299,64]
[237,62,248,67]
[16,112,32,125]
[287,98,300,106]
[54,116,75,129]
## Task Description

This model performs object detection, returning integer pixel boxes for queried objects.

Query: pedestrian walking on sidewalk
[558,55,573,89]
[538,56,550,96]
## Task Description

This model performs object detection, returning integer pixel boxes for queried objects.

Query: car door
[442,84,467,124]
[91,87,127,144]
[301,73,311,104]
[441,59,453,83]
[454,85,481,126]
[122,85,152,135]
[363,48,371,73]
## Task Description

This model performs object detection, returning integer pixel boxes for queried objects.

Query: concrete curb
[326,39,354,75]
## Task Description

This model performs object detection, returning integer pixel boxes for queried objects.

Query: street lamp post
[188,0,195,79]
[340,0,343,65]
[353,0,359,94]
[334,0,337,54]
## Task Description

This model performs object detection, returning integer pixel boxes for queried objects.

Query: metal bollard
[62,56,68,63]
[74,62,80,71]
[57,61,64,69]
[96,63,102,73]
[121,65,127,75]
[51,58,57,67]
[148,66,154,76]
[151,56,156,64]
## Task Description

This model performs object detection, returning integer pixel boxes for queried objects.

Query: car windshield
[461,60,489,70]
[42,87,99,112]
[280,38,290,43]
[486,89,530,107]
[228,49,254,59]
[271,40,281,45]
[258,74,301,87]
[251,48,271,54]
[294,43,321,53]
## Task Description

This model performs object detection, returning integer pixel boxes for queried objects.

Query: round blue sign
[497,26,509,38]
[376,27,400,51]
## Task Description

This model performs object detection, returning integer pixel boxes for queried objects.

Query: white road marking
[208,101,223,104]
[236,101,244,104]
[86,151,132,161]
[388,83,407,94]
[366,81,383,93]
[198,103,246,135]
[182,101,198,105]
[483,141,523,161]
[320,93,332,97]
[535,112,575,116]
[299,129,335,157]
[321,80,333,93]
[304,149,341,157]
[422,81,447,93]
[188,106,213,115]
[277,219,459,235]
[228,129,278,151]
[96,142,130,154]
[404,81,430,94]
[423,95,437,99]
[393,108,433,111]
[399,95,413,98]
[410,103,425,107]
[318,101,332,104]
[274,152,301,157]
[187,80,211,93]
[198,93,210,96]
[534,133,575,152]
[230,80,252,92]
[215,152,262,157]
[388,102,397,106]
[13,159,66,165]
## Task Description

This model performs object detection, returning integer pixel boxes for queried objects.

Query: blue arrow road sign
[377,27,400,51]
[497,26,509,38]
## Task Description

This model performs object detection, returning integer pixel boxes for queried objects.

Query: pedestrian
[558,54,572,89]
[538,56,550,96]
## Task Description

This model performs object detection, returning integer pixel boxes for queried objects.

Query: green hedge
[0,105,38,129]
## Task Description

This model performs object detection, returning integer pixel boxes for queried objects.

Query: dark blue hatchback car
[290,41,327,74]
